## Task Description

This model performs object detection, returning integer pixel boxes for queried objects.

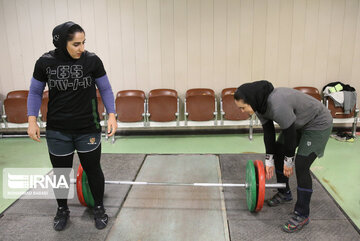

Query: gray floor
[219,154,360,241]
[0,154,145,241]
[0,153,359,241]
[107,154,229,241]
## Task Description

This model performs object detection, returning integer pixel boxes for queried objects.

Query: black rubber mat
[1,153,359,241]
[0,154,145,241]
[219,154,360,241]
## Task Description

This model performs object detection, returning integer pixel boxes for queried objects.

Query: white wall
[0,0,359,103]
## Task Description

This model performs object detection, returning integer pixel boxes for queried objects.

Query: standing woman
[234,80,332,233]
[27,21,117,231]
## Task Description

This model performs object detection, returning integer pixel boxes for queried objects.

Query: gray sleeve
[272,103,296,129]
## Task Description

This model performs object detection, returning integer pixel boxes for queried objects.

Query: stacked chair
[2,85,358,140]
[147,89,179,127]
[325,96,358,137]
[294,86,322,102]
[115,90,147,127]
[96,89,106,121]
[184,88,217,126]
[294,85,358,137]
[220,88,254,140]
[2,90,29,128]
[39,90,48,127]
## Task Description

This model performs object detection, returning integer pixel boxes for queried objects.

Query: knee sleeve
[295,188,313,217]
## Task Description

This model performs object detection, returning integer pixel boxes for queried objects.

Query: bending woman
[234,80,332,233]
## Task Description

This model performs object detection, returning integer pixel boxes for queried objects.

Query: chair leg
[352,109,359,137]
[352,119,358,137]
[249,115,253,141]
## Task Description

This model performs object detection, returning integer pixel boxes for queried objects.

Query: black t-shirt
[33,50,106,133]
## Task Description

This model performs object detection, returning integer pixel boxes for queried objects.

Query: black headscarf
[234,80,274,114]
[52,21,78,61]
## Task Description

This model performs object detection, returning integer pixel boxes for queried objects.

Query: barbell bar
[74,160,285,212]
[70,179,284,188]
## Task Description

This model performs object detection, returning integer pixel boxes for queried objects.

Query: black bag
[322,81,356,92]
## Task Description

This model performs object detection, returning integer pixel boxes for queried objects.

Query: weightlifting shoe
[266,191,293,207]
[94,205,108,229]
[282,211,310,233]
[53,207,70,231]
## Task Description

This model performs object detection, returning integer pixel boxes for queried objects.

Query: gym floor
[0,133,359,240]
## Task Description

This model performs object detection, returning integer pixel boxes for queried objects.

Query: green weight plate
[246,160,257,212]
[82,169,95,208]
[81,170,90,207]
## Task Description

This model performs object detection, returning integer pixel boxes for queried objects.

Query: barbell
[74,160,285,212]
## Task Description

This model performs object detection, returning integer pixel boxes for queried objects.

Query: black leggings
[274,142,317,191]
[274,142,317,216]
[50,144,105,208]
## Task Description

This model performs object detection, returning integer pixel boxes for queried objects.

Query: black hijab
[234,80,274,114]
[52,21,78,61]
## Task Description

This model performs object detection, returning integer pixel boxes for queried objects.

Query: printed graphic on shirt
[46,65,92,91]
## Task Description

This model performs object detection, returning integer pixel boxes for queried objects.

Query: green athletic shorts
[277,126,332,157]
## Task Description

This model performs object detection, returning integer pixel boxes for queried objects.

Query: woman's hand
[265,154,274,180]
[107,113,117,137]
[265,165,274,180]
[27,116,41,142]
[283,156,295,177]
[283,165,294,177]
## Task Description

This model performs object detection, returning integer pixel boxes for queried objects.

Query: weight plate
[254,160,265,212]
[246,160,257,212]
[76,164,87,207]
[82,168,95,208]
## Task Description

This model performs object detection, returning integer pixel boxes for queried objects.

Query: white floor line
[216,156,231,241]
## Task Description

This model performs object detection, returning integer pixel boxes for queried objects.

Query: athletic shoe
[266,191,293,207]
[331,132,355,142]
[53,207,70,231]
[282,211,310,233]
[94,205,108,230]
